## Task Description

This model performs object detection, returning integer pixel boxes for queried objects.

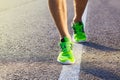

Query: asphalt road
[0,0,120,80]
[80,0,120,80]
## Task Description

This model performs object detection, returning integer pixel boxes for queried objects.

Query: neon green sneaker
[57,37,75,65]
[72,22,87,42]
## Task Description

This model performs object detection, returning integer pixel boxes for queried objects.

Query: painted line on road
[58,44,83,80]
[58,3,88,80]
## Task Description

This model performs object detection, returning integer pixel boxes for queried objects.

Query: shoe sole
[72,34,87,43]
[57,60,75,65]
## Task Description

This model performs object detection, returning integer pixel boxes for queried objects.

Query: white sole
[57,60,75,65]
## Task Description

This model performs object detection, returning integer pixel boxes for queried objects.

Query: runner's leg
[48,0,71,40]
[73,0,88,23]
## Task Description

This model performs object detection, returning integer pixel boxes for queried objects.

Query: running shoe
[72,22,87,42]
[57,37,75,64]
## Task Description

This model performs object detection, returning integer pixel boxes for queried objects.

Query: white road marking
[58,3,88,80]
[58,44,83,80]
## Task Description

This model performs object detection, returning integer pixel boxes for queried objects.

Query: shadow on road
[81,64,120,80]
[79,42,120,52]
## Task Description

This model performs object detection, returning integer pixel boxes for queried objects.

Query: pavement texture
[0,0,61,79]
[80,0,120,80]
[0,0,120,80]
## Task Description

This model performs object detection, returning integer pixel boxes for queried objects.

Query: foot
[72,22,87,42]
[57,37,75,65]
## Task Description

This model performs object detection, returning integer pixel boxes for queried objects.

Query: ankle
[73,18,82,24]
[60,35,71,41]
[60,36,71,42]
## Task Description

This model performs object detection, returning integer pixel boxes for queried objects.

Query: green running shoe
[57,37,75,65]
[72,22,87,42]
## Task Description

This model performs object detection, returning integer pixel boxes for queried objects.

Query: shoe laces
[60,42,72,52]
[73,22,84,34]
[60,37,72,52]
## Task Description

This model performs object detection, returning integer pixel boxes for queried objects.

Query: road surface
[0,0,120,80]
